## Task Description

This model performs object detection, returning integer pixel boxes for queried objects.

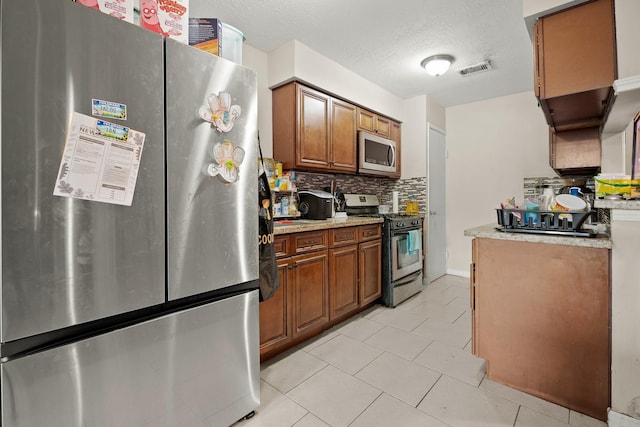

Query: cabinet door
[359,239,382,306]
[374,115,391,138]
[356,108,376,133]
[296,85,330,169]
[535,0,616,99]
[292,251,329,338]
[329,99,357,172]
[259,258,292,357]
[356,108,391,138]
[549,126,601,174]
[329,245,359,321]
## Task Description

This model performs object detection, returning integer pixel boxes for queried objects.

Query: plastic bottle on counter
[288,195,297,216]
[280,196,289,216]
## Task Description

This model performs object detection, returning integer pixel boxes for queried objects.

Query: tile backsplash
[294,171,428,214]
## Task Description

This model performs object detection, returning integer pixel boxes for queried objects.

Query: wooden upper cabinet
[272,82,357,173]
[534,0,616,129]
[356,108,391,138]
[330,98,357,172]
[297,85,330,169]
[549,126,601,175]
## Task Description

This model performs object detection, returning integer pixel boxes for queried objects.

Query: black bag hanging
[258,137,279,301]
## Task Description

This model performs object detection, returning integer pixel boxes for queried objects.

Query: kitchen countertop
[594,199,640,210]
[274,216,383,235]
[464,223,612,249]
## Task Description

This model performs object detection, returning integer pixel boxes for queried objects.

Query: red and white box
[75,0,134,23]
[140,0,189,43]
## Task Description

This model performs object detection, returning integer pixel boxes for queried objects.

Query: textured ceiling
[190,0,535,107]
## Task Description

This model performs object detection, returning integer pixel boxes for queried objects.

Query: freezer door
[1,0,165,342]
[165,39,259,300]
[1,290,260,427]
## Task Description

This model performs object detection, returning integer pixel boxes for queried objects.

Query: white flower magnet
[198,92,241,133]
[207,140,245,183]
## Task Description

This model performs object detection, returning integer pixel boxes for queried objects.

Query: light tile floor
[235,275,608,427]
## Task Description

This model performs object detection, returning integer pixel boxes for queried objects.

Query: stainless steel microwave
[358,131,397,176]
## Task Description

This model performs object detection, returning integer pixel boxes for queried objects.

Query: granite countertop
[464,224,612,249]
[594,199,640,210]
[274,216,384,235]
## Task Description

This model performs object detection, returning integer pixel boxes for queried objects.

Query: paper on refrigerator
[53,112,145,206]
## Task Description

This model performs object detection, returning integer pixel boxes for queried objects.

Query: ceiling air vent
[458,61,493,77]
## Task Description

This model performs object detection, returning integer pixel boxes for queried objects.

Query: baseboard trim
[447,268,470,278]
[609,409,640,427]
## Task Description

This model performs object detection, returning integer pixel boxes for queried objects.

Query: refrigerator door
[1,290,260,427]
[1,0,165,342]
[165,39,259,300]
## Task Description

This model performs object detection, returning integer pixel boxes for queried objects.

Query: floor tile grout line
[414,372,444,409]
[477,377,575,425]
[513,404,522,427]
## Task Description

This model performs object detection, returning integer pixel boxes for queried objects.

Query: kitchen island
[465,224,611,421]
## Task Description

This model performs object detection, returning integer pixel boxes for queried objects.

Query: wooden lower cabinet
[359,239,382,306]
[259,258,292,355]
[260,225,382,361]
[291,251,329,339]
[329,245,359,321]
[471,237,610,421]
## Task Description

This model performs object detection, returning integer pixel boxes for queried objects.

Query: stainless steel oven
[391,229,423,281]
[383,215,424,307]
[343,194,424,308]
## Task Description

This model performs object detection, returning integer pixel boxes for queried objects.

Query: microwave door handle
[387,144,396,167]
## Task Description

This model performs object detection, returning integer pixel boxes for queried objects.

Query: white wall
[610,212,640,422]
[427,96,446,131]
[522,0,588,16]
[615,0,640,79]
[401,96,428,179]
[243,44,273,157]
[267,41,404,121]
[445,91,552,274]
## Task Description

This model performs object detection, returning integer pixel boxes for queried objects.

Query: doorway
[427,123,446,282]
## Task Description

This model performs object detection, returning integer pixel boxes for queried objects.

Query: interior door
[427,124,447,282]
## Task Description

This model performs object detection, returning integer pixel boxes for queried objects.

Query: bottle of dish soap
[405,196,419,215]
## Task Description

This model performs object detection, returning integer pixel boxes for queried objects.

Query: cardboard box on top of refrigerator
[140,0,189,44]
[75,0,134,23]
[188,18,222,56]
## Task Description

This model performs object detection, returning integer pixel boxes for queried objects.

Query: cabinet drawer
[359,224,381,242]
[293,230,328,254]
[274,235,291,258]
[329,227,358,247]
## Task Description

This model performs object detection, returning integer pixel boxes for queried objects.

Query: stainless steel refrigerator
[0,1,260,426]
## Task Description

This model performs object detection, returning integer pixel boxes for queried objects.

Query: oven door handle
[394,270,422,287]
[392,229,421,236]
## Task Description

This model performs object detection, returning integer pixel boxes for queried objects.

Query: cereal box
[75,0,135,23]
[188,18,222,56]
[140,0,189,43]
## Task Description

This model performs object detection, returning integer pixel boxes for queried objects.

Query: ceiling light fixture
[420,54,455,77]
